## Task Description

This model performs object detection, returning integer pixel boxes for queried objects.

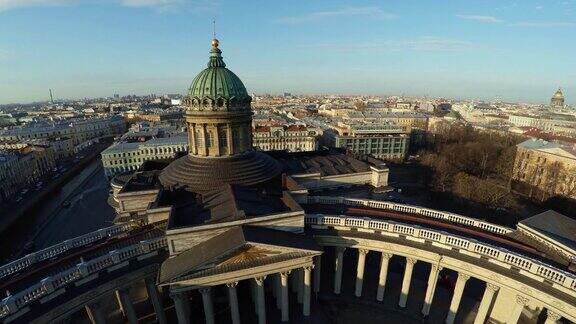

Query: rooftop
[519,210,576,255]
[162,176,292,229]
[268,149,386,176]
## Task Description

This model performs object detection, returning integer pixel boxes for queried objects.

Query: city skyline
[1,0,575,104]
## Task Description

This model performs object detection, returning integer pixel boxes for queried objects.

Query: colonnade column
[376,252,392,302]
[116,288,138,324]
[202,124,208,156]
[200,287,214,324]
[280,271,291,322]
[334,247,346,294]
[226,125,234,154]
[115,291,125,318]
[422,264,442,317]
[473,283,499,324]
[398,258,417,308]
[226,282,241,324]
[508,295,529,324]
[445,273,470,324]
[313,256,322,294]
[545,310,563,324]
[255,276,267,324]
[171,292,191,324]
[190,124,197,154]
[355,249,369,297]
[85,301,106,324]
[145,278,168,324]
[297,269,304,303]
[275,274,282,309]
[303,266,312,317]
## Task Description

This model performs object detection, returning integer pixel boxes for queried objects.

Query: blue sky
[0,0,575,104]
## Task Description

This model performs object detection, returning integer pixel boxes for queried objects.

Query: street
[33,160,116,250]
[0,158,116,261]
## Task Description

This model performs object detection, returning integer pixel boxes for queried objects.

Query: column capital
[406,257,418,265]
[226,282,238,288]
[303,265,314,272]
[547,310,562,321]
[358,248,370,255]
[381,252,393,260]
[458,273,471,282]
[431,264,443,272]
[336,246,347,253]
[515,295,530,306]
[199,287,211,295]
[486,283,500,292]
[255,276,267,285]
[169,291,187,300]
[280,270,292,278]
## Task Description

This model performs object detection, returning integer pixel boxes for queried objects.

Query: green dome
[187,40,249,100]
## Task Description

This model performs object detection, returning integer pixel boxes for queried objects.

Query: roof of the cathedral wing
[158,226,321,285]
[519,210,576,253]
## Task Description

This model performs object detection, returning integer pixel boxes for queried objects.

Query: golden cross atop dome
[212,18,219,48]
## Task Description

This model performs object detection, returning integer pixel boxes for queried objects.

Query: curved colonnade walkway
[0,197,575,323]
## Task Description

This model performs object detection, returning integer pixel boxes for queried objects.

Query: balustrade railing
[305,214,576,296]
[0,237,167,321]
[0,222,138,280]
[306,196,513,235]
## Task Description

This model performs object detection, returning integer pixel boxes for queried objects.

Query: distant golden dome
[553,88,564,99]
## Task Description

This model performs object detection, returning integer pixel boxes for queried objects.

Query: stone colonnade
[85,276,167,324]
[81,248,567,324]
[329,246,565,324]
[169,264,315,324]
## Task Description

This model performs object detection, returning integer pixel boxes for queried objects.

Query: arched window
[206,131,213,148]
[195,129,203,149]
[218,127,227,148]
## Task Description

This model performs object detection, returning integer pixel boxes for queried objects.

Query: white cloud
[300,37,473,52]
[277,6,396,24]
[0,0,72,12]
[400,37,474,51]
[510,21,576,27]
[120,0,182,9]
[456,14,503,23]
[0,0,189,12]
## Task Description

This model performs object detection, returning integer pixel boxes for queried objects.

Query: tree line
[418,122,521,211]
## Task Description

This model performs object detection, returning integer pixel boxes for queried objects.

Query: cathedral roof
[187,39,250,101]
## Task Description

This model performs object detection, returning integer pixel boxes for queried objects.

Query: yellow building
[252,124,319,152]
[513,138,576,199]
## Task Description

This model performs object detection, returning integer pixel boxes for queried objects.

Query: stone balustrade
[0,237,167,321]
[306,196,513,235]
[0,222,138,280]
[304,214,576,297]
[2,198,575,323]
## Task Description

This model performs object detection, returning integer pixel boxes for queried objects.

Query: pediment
[158,225,321,285]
